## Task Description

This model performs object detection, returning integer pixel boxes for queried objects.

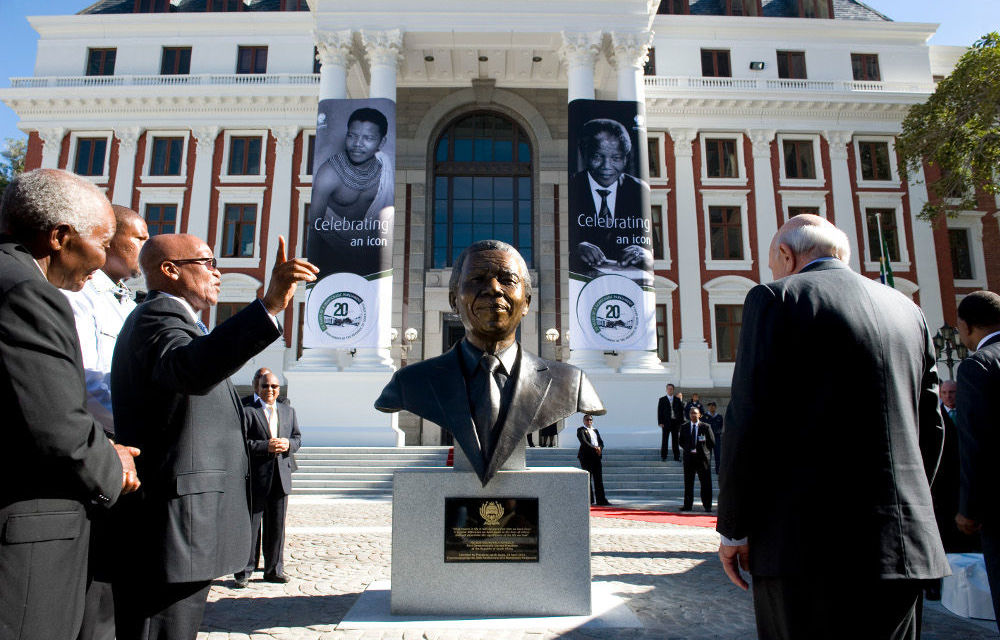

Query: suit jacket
[576,426,604,467]
[679,421,714,468]
[375,342,605,485]
[0,240,123,637]
[956,333,1000,527]
[718,259,948,580]
[110,292,280,583]
[657,394,684,428]
[706,412,724,436]
[241,396,302,503]
[569,171,650,272]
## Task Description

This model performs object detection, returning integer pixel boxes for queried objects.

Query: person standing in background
[577,414,610,506]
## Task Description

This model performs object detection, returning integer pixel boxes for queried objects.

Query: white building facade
[4,0,991,447]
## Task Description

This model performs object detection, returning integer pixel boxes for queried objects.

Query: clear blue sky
[0,0,997,145]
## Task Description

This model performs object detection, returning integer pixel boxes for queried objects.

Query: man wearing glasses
[234,367,301,588]
[109,233,317,640]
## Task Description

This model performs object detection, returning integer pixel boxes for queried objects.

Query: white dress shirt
[587,172,622,220]
[584,426,600,448]
[63,270,136,432]
[253,393,279,439]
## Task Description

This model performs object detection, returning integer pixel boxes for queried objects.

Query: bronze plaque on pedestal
[444,497,539,563]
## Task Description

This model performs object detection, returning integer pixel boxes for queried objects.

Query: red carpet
[590,505,718,529]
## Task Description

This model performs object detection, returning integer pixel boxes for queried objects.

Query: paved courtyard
[199,497,999,639]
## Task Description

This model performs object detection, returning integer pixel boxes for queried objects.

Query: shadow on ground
[202,591,360,633]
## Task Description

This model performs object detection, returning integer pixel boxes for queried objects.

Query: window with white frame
[296,187,311,258]
[777,134,824,187]
[299,131,316,181]
[212,272,263,327]
[215,186,265,267]
[853,136,899,186]
[647,132,667,183]
[948,212,987,288]
[650,189,672,267]
[704,275,756,367]
[137,186,187,237]
[220,130,268,183]
[778,190,828,221]
[700,133,745,185]
[654,275,677,364]
[69,132,113,181]
[142,131,190,182]
[702,190,752,270]
[857,192,909,271]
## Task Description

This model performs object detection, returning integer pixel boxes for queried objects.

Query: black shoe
[679,506,691,511]
[597,500,611,506]
[925,585,941,601]
[264,573,290,583]
[674,457,680,462]
[233,576,248,588]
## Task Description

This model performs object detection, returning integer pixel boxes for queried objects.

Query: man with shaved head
[0,169,140,640]
[717,214,947,639]
[110,233,316,639]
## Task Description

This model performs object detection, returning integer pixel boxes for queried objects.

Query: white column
[670,128,713,387]
[823,130,861,271]
[315,29,354,101]
[748,129,777,278]
[610,31,652,103]
[558,31,601,102]
[37,127,65,169]
[362,29,402,102]
[908,165,944,332]
[187,126,219,239]
[265,126,298,277]
[112,126,141,207]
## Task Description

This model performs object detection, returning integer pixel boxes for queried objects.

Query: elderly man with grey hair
[717,214,947,640]
[0,169,140,640]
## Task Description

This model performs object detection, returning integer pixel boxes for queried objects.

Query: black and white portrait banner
[567,99,656,352]
[304,98,395,348]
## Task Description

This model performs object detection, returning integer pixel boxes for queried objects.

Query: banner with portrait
[567,99,656,352]
[304,98,395,348]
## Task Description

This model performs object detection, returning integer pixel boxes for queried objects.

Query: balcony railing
[9,73,321,89]
[644,76,935,94]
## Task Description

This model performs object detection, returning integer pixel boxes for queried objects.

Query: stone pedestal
[390,466,591,616]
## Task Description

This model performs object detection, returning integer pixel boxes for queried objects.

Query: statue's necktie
[472,354,502,461]
[596,188,612,224]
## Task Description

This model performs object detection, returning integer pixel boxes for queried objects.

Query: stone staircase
[291,446,696,504]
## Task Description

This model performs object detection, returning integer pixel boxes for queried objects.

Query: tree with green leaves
[0,136,26,198]
[897,33,1000,220]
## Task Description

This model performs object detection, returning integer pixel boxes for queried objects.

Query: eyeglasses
[260,384,280,389]
[168,257,218,269]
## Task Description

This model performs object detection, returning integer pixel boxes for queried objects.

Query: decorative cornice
[315,29,356,70]
[362,29,403,70]
[823,130,854,159]
[669,128,697,157]
[114,126,142,150]
[272,125,299,153]
[609,31,653,71]
[746,129,776,158]
[558,31,603,70]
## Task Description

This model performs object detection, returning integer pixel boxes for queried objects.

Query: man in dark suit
[234,367,301,588]
[110,233,316,640]
[569,118,652,274]
[0,169,140,640]
[705,401,724,474]
[954,290,1000,631]
[718,214,947,640]
[576,414,610,506]
[679,406,714,512]
[657,383,684,461]
[376,239,604,486]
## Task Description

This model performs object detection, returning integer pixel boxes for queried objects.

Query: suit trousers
[238,475,289,579]
[580,458,608,505]
[682,454,712,511]
[981,525,1000,633]
[77,579,115,640]
[113,580,211,640]
[752,575,922,640]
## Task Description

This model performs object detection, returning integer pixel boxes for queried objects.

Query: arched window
[431,112,533,268]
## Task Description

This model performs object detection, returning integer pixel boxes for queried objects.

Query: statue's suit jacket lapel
[485,350,553,482]
[425,347,488,483]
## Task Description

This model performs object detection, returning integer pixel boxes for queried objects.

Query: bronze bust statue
[375,239,605,485]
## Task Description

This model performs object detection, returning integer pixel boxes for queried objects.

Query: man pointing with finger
[110,233,317,640]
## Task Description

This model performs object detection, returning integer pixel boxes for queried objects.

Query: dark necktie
[471,354,502,461]
[596,188,612,223]
[691,423,697,444]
